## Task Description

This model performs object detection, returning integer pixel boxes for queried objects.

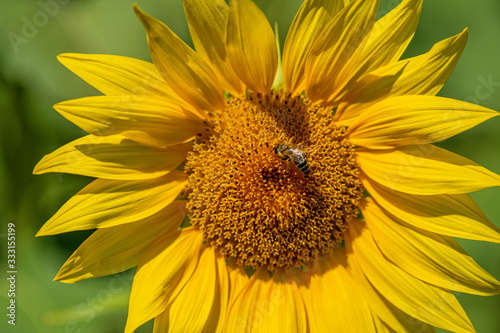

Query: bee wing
[297,144,312,153]
[291,153,306,164]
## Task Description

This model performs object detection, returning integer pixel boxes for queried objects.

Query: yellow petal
[57,53,177,98]
[205,253,230,333]
[125,227,203,333]
[271,270,309,332]
[227,261,250,308]
[349,0,422,81]
[347,221,475,333]
[335,60,408,125]
[362,178,500,243]
[372,316,393,333]
[54,201,187,283]
[363,198,500,296]
[134,5,224,112]
[224,267,307,332]
[282,0,347,94]
[305,0,379,105]
[34,135,190,180]
[36,171,187,236]
[153,312,168,333]
[347,95,498,149]
[53,95,204,147]
[397,27,468,96]
[337,29,468,124]
[357,144,500,195]
[294,269,321,332]
[306,248,376,332]
[166,246,218,332]
[153,251,229,333]
[271,22,284,91]
[325,0,422,105]
[226,0,278,93]
[347,244,435,332]
[183,0,244,96]
[372,308,437,333]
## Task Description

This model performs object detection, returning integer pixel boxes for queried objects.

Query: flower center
[185,90,363,270]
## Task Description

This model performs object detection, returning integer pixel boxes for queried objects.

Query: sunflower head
[34,0,500,332]
[185,89,363,271]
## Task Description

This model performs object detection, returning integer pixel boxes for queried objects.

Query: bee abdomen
[296,159,310,175]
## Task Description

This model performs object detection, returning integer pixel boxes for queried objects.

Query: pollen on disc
[185,89,363,271]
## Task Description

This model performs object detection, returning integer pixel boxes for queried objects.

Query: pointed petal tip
[36,221,65,237]
[57,53,88,65]
[132,2,140,14]
[56,53,79,70]
[53,271,83,284]
[133,4,151,30]
[33,157,47,175]
[53,264,74,283]
[133,2,225,111]
[52,274,66,283]
[35,227,47,237]
[457,27,469,42]
[56,53,72,62]
[133,3,147,27]
[52,102,62,113]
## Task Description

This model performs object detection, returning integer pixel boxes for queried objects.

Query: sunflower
[34,0,500,331]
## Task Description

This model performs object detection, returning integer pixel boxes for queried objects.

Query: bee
[273,142,310,176]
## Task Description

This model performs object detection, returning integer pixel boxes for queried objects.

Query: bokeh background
[1,0,500,332]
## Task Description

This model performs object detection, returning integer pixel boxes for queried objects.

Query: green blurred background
[1,0,499,332]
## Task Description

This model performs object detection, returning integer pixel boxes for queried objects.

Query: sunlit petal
[36,171,187,236]
[363,198,500,296]
[357,144,500,194]
[134,5,224,112]
[283,0,347,93]
[226,0,278,93]
[337,29,468,124]
[348,221,475,333]
[54,201,187,283]
[183,0,244,95]
[34,135,190,180]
